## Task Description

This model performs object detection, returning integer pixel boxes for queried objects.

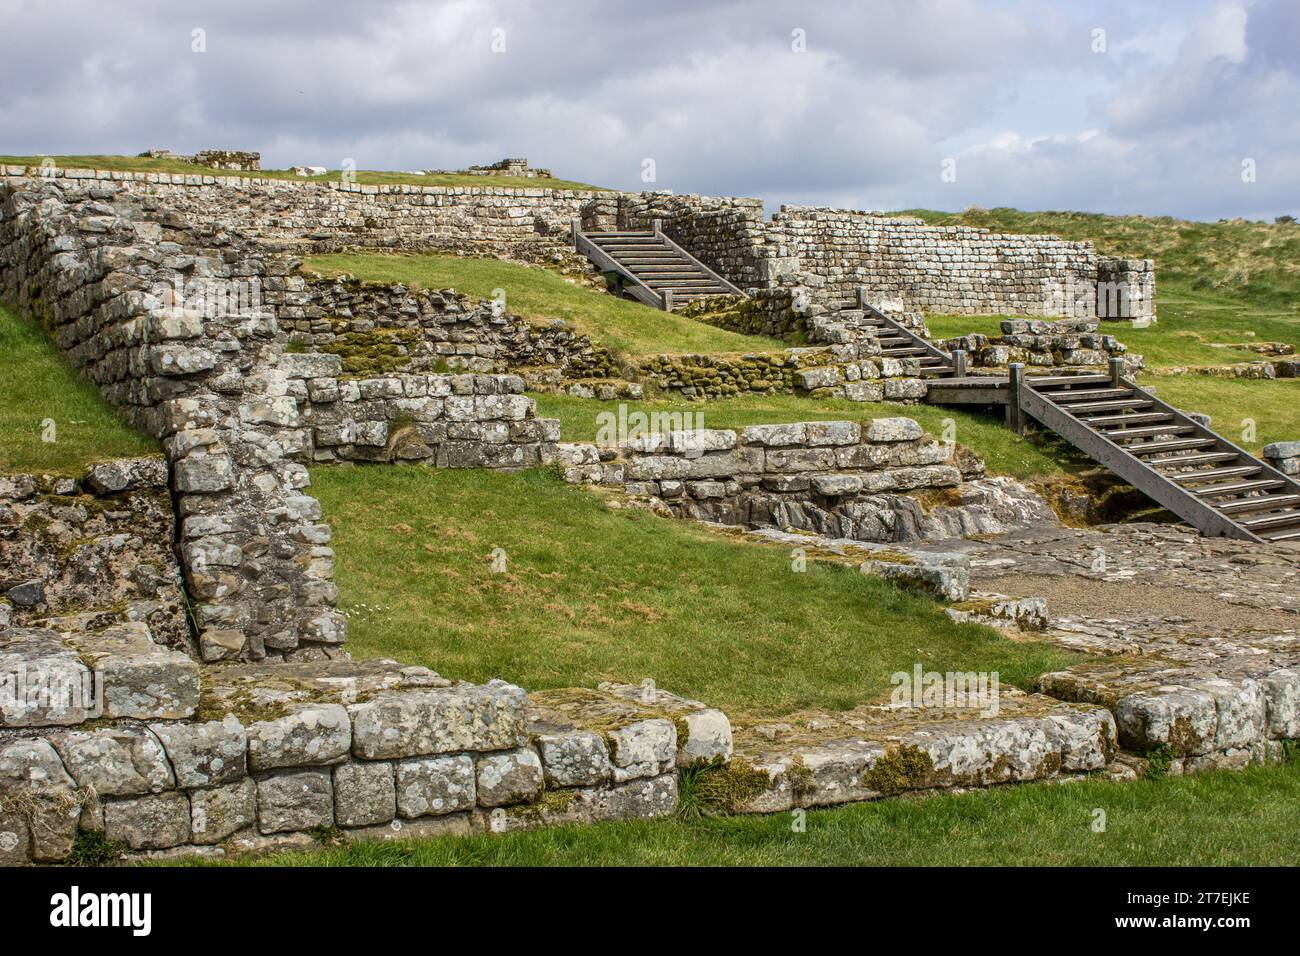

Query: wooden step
[1051,388,1136,403]
[1128,437,1218,456]
[1029,374,1114,389]
[1220,495,1300,516]
[1080,411,1173,427]
[1238,509,1300,530]
[1150,451,1240,469]
[1102,424,1196,441]
[1258,524,1300,541]
[1068,398,1155,413]
[1169,465,1262,484]
[1194,479,1285,498]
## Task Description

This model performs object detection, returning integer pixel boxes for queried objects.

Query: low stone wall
[1096,257,1156,323]
[558,418,1057,544]
[0,655,713,863]
[275,271,620,381]
[938,318,1137,370]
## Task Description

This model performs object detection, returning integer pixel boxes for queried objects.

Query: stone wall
[0,172,565,662]
[557,417,1059,543]
[1096,256,1156,323]
[1,164,612,262]
[0,652,705,863]
[0,460,188,652]
[274,272,621,381]
[770,207,1100,317]
[938,318,1138,371]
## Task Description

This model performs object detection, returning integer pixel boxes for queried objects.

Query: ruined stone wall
[1,164,611,261]
[0,173,565,662]
[771,207,1100,317]
[616,192,778,288]
[938,318,1137,371]
[0,653,703,863]
[557,418,1059,544]
[272,273,621,381]
[0,460,188,652]
[1096,256,1156,323]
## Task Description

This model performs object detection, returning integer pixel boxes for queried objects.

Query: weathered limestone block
[1195,678,1266,751]
[475,748,544,807]
[103,792,191,850]
[256,769,334,834]
[0,629,94,727]
[0,739,79,862]
[861,551,970,601]
[741,422,806,446]
[865,417,924,442]
[65,622,200,719]
[82,456,168,494]
[53,727,174,797]
[1115,687,1218,755]
[150,716,248,788]
[1261,669,1300,739]
[596,682,734,768]
[484,774,678,833]
[534,731,612,787]
[805,421,861,446]
[607,719,677,782]
[395,755,476,817]
[1045,708,1117,771]
[811,473,863,496]
[349,681,526,759]
[189,779,256,845]
[247,703,352,770]
[333,761,397,827]
[173,454,234,492]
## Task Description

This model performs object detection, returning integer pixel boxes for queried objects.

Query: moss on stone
[863,744,935,794]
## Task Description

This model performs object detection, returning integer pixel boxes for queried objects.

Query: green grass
[304,252,784,360]
[310,465,1080,718]
[531,391,1075,480]
[0,154,608,191]
[182,761,1300,866]
[0,304,158,474]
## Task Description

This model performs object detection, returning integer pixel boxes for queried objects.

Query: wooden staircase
[574,220,745,311]
[1016,370,1300,542]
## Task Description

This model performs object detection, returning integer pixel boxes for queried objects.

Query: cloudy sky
[2,0,1297,220]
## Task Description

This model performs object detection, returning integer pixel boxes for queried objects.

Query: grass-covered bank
[180,760,1300,867]
[304,252,782,360]
[0,303,158,474]
[310,465,1080,717]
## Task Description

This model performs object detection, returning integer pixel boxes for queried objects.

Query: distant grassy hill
[0,154,610,192]
[903,207,1300,310]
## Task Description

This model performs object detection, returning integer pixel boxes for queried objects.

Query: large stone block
[190,779,256,845]
[103,792,191,850]
[256,769,334,834]
[866,417,924,442]
[333,761,396,827]
[607,719,676,783]
[395,755,476,818]
[349,682,526,760]
[0,739,78,862]
[1115,687,1218,755]
[247,703,351,770]
[0,629,95,727]
[65,622,200,720]
[150,716,248,788]
[475,748,544,807]
[53,727,174,797]
[534,730,612,788]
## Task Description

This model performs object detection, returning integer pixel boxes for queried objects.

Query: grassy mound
[0,304,158,474]
[304,253,784,360]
